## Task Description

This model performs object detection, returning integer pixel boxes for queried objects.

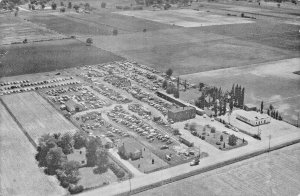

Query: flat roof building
[168,106,196,122]
[236,110,271,126]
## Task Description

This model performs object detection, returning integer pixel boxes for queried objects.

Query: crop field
[117,9,254,27]
[89,27,296,75]
[136,143,300,196]
[0,103,66,196]
[0,39,123,77]
[0,14,66,45]
[1,91,77,143]
[199,21,300,51]
[181,58,300,126]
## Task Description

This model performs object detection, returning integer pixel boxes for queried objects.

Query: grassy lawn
[0,39,123,77]
[78,167,118,189]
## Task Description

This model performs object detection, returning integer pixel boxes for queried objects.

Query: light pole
[128,178,132,196]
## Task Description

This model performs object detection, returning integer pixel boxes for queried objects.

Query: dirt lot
[0,39,123,77]
[0,102,66,196]
[1,91,77,143]
[136,142,300,196]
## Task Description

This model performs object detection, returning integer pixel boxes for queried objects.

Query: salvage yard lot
[1,91,77,143]
[0,102,66,196]
[0,39,123,77]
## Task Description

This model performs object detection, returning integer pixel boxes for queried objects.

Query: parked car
[160,145,169,150]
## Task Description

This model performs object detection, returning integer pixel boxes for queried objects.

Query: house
[118,142,142,160]
[67,147,87,166]
[235,110,271,126]
[168,106,196,122]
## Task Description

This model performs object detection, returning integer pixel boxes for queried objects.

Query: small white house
[236,110,271,126]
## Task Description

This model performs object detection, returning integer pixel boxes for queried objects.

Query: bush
[113,29,118,36]
[123,6,130,10]
[68,184,84,194]
[116,5,123,9]
[51,3,57,10]
[60,180,70,188]
[101,2,106,8]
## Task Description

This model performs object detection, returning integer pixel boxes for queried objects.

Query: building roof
[236,110,269,120]
[169,106,195,113]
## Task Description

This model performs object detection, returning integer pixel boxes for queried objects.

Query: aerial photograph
[0,0,299,195]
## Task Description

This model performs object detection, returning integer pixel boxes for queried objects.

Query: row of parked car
[108,105,173,146]
[45,86,83,96]
[92,82,131,103]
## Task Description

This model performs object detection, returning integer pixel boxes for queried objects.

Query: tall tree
[260,101,264,114]
[241,87,245,107]
[57,161,81,185]
[46,147,67,174]
[73,131,87,149]
[86,137,102,166]
[57,133,73,155]
[165,68,173,78]
[36,134,58,167]
[94,149,109,174]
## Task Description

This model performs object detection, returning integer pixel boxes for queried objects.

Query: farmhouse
[118,142,142,160]
[168,106,196,122]
[235,110,271,126]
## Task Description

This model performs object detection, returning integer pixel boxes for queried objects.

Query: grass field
[0,39,123,77]
[0,102,66,196]
[181,58,300,125]
[78,167,118,189]
[136,143,300,196]
[1,91,77,143]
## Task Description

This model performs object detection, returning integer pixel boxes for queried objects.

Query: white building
[236,110,271,126]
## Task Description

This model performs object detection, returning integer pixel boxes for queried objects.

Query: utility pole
[268,134,272,153]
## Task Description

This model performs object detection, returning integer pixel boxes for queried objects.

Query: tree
[73,131,87,149]
[260,101,264,114]
[51,2,57,10]
[184,80,187,91]
[228,134,237,146]
[46,147,67,174]
[173,88,179,98]
[269,104,274,111]
[199,82,204,91]
[73,4,79,12]
[267,109,270,116]
[36,134,58,167]
[162,80,168,89]
[94,149,109,174]
[223,142,225,148]
[86,38,93,46]
[229,99,233,112]
[241,87,245,107]
[68,2,72,8]
[220,135,223,142]
[113,29,118,35]
[173,128,180,135]
[165,68,173,78]
[41,3,45,9]
[101,2,106,8]
[57,161,81,185]
[211,127,216,133]
[275,110,279,119]
[57,133,73,155]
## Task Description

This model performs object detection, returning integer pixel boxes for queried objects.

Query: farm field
[0,14,66,45]
[0,102,66,196]
[87,27,297,75]
[1,91,77,143]
[136,142,300,196]
[181,58,300,126]
[0,39,123,77]
[117,9,254,27]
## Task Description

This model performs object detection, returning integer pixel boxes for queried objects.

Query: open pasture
[117,9,254,27]
[136,142,300,196]
[0,103,66,196]
[0,39,123,77]
[1,91,77,143]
